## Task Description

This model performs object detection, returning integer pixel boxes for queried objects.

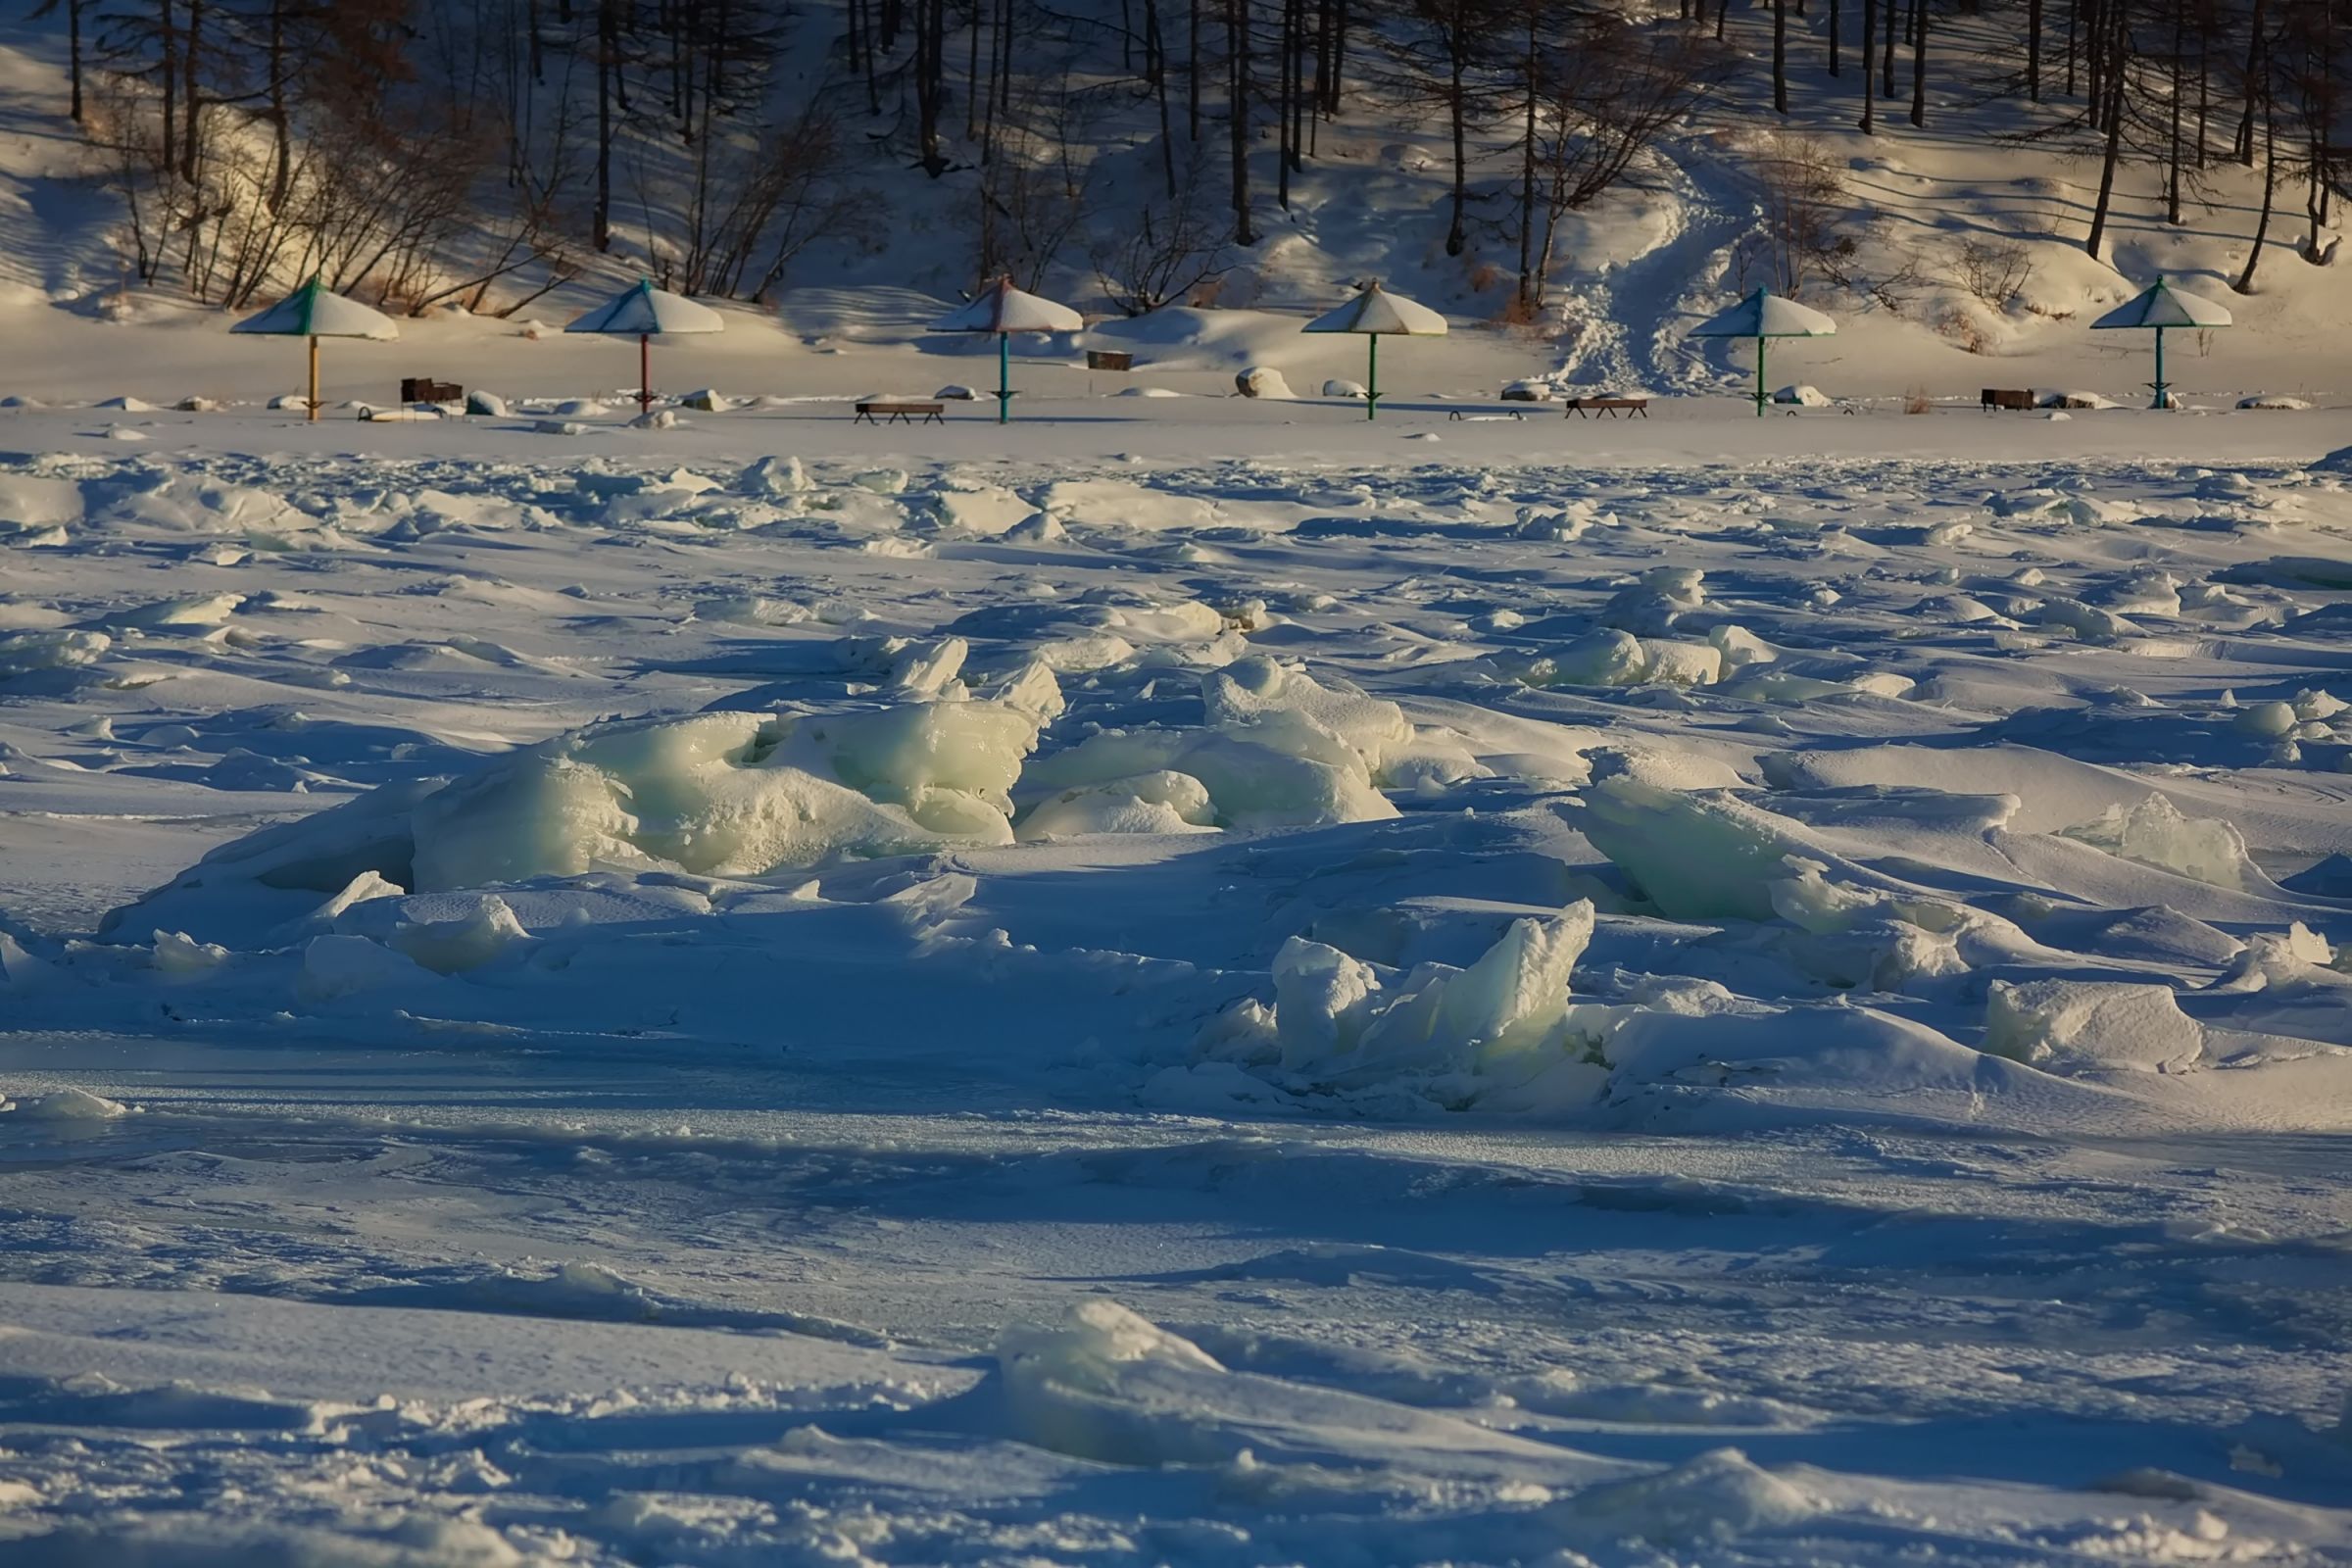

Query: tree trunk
[1518,13,1536,304]
[2027,0,2040,99]
[181,0,201,184]
[67,0,82,121]
[2234,68,2274,290]
[967,0,983,138]
[268,0,288,212]
[1230,0,1254,243]
[1860,0,1875,128]
[1774,0,1788,112]
[596,0,614,250]
[2233,0,2265,163]
[1446,44,1467,254]
[1909,0,1926,125]
[2083,24,2125,257]
[1830,0,1840,75]
[1147,0,1176,193]
[1189,0,1201,137]
[2165,0,2182,222]
[159,0,177,188]
[1276,0,1293,208]
[1881,0,1896,97]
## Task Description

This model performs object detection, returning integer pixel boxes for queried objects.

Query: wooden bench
[854,401,946,426]
[401,377,463,405]
[1981,387,2036,411]
[1446,408,1527,421]
[1563,397,1648,418]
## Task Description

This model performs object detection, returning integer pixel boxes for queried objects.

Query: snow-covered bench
[1562,397,1648,418]
[854,401,947,426]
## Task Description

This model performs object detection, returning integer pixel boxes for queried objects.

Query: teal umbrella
[932,278,1084,423]
[231,277,398,422]
[2090,277,2232,409]
[1688,288,1837,417]
[1302,281,1448,420]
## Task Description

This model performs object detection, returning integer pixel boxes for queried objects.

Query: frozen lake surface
[2,404,2350,1564]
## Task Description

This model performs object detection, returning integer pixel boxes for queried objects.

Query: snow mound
[1773,384,1832,407]
[0,629,109,677]
[1235,367,1294,399]
[1322,378,1367,399]
[1551,1447,1821,1545]
[108,701,1044,943]
[2,1088,133,1121]
[2057,795,2252,890]
[1984,978,2206,1073]
[1019,657,1473,833]
[2238,394,2311,411]
[1191,907,1613,1109]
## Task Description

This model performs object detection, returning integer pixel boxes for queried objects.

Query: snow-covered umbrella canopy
[1687,288,1837,417]
[2089,276,2233,331]
[930,278,1083,422]
[231,277,400,341]
[1301,282,1447,419]
[2090,278,2231,409]
[231,277,398,423]
[566,279,725,414]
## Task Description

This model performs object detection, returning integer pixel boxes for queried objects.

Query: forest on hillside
[22,0,2350,316]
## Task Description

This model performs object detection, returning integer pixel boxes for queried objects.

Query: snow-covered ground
[4,402,2352,1564]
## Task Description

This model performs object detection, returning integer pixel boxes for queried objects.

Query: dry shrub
[1951,234,2032,310]
[1491,289,1542,328]
[1468,260,1505,294]
[1903,388,1933,415]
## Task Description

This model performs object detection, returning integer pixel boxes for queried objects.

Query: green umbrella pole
[999,333,1010,424]
[1755,335,1767,417]
[1367,334,1379,421]
[2153,326,2166,410]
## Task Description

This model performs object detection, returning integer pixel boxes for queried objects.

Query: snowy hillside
[0,0,2344,407]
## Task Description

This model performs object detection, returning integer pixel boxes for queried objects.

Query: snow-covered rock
[1235,366,1294,399]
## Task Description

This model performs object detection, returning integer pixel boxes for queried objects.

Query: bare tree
[1092,145,1234,310]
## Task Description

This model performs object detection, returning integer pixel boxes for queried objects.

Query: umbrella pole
[639,333,652,416]
[999,333,1010,424]
[1755,335,1766,418]
[1367,334,1379,421]
[308,334,319,423]
[2152,326,2166,410]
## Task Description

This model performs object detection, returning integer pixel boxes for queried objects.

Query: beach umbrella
[1302,281,1448,420]
[230,276,398,423]
[931,277,1083,423]
[1688,287,1837,417]
[565,278,725,415]
[2089,277,2231,409]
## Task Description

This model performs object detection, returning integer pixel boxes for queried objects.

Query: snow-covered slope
[0,0,2343,408]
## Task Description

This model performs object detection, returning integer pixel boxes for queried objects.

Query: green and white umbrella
[1688,288,1837,417]
[2090,277,2231,409]
[566,278,726,415]
[231,276,398,422]
[931,278,1083,424]
[1302,281,1447,420]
